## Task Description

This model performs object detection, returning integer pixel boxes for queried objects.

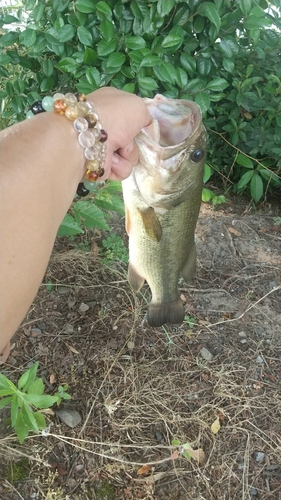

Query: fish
[122,94,207,327]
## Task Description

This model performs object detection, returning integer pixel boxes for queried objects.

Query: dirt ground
[0,192,281,500]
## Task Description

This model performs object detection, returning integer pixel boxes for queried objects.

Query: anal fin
[147,298,184,327]
[128,263,145,292]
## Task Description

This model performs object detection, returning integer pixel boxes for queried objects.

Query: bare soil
[1,193,281,500]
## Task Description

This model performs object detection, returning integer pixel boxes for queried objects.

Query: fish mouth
[142,94,202,148]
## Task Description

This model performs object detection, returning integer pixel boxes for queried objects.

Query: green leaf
[99,20,115,41]
[198,2,221,31]
[236,153,254,168]
[86,67,101,87]
[171,438,181,446]
[238,0,252,16]
[11,395,19,427]
[207,78,229,91]
[244,16,269,30]
[76,0,96,13]
[42,59,54,77]
[33,3,45,22]
[95,192,125,215]
[106,52,126,69]
[77,26,93,46]
[56,57,80,73]
[140,54,162,67]
[236,170,254,190]
[21,404,40,433]
[180,53,196,75]
[195,92,210,113]
[153,63,177,84]
[130,0,148,19]
[197,56,212,76]
[24,394,58,408]
[0,373,15,391]
[83,47,98,65]
[74,200,110,230]
[20,29,37,48]
[27,378,44,396]
[96,1,112,18]
[0,32,19,47]
[97,38,117,57]
[157,0,175,16]
[68,11,87,26]
[250,172,263,203]
[18,362,39,391]
[0,396,13,409]
[56,24,75,43]
[203,164,213,183]
[137,76,158,91]
[57,213,84,237]
[219,39,239,59]
[124,35,146,50]
[222,58,234,73]
[202,187,215,202]
[3,14,19,24]
[33,412,47,430]
[122,83,135,93]
[175,67,188,88]
[14,411,30,444]
[162,26,184,49]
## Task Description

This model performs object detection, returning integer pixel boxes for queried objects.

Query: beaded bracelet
[26,92,108,197]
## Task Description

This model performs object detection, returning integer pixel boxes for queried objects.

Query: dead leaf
[137,464,152,475]
[211,417,221,434]
[180,294,187,303]
[228,226,241,236]
[66,344,80,354]
[49,373,56,384]
[188,448,206,465]
[171,449,179,461]
[91,241,99,259]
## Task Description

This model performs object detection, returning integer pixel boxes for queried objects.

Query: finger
[106,154,134,181]
[0,341,11,364]
[118,141,139,166]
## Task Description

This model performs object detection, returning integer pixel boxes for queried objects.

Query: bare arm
[0,87,151,356]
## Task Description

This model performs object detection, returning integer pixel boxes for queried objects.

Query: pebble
[250,487,258,496]
[240,339,247,345]
[256,355,264,364]
[79,302,90,313]
[155,431,163,441]
[64,323,74,334]
[127,341,135,350]
[254,451,265,462]
[56,409,81,428]
[269,281,277,289]
[238,331,246,338]
[30,327,42,337]
[57,286,71,295]
[200,347,213,361]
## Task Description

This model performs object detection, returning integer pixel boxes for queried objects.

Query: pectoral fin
[138,207,162,242]
[128,263,145,292]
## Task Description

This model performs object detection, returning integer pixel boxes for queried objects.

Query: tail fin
[147,298,184,327]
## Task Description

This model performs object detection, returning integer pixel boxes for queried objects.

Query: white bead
[74,117,88,132]
[78,130,95,148]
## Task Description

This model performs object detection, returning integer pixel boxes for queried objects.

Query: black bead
[30,101,45,115]
[76,183,89,197]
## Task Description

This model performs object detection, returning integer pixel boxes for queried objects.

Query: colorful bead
[86,170,100,182]
[54,99,67,114]
[26,110,35,119]
[65,105,79,121]
[86,159,100,171]
[76,183,89,197]
[31,100,44,114]
[100,129,108,143]
[42,95,54,112]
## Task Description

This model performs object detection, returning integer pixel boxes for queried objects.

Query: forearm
[0,111,85,350]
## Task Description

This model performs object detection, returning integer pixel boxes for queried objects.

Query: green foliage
[0,362,71,443]
[101,234,129,264]
[0,0,280,206]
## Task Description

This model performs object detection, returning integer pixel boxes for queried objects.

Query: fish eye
[191,149,204,163]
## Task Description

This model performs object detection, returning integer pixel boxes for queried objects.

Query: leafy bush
[0,0,280,204]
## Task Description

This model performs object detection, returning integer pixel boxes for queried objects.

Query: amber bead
[54,99,67,114]
[100,129,108,143]
[86,170,100,182]
[65,105,79,121]
[75,92,86,102]
[31,101,44,115]
[76,183,89,197]
[85,115,98,128]
[98,167,105,177]
[86,159,100,171]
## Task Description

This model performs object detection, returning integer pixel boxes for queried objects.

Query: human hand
[87,87,151,181]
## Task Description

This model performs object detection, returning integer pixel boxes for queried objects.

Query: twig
[4,480,25,500]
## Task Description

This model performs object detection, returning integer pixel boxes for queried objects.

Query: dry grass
[1,206,281,499]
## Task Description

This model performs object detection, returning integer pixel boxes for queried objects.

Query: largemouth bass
[122,94,207,327]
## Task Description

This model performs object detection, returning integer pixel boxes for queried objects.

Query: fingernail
[112,153,120,165]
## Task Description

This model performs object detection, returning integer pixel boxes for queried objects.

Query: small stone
[57,286,71,295]
[254,451,265,462]
[56,409,81,428]
[155,431,163,442]
[238,331,246,338]
[30,327,42,337]
[200,347,213,361]
[79,302,89,313]
[240,339,247,344]
[127,341,135,350]
[250,487,258,496]
[256,355,264,364]
[64,323,74,334]
[269,281,277,289]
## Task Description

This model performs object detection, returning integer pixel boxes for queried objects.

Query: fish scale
[122,94,207,327]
